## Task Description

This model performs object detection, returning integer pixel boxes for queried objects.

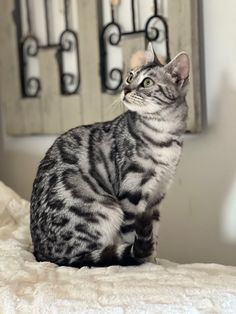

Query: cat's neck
[127,110,187,138]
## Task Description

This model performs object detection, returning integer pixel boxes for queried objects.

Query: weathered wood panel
[168,0,203,132]
[0,0,203,135]
[39,49,62,134]
[0,0,41,135]
[77,0,103,125]
[61,95,82,132]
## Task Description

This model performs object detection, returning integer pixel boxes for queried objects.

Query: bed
[0,181,236,313]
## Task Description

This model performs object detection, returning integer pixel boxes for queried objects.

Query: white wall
[0,0,236,265]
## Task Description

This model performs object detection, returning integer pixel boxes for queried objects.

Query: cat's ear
[144,42,161,65]
[164,52,190,88]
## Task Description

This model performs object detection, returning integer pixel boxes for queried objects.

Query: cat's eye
[126,72,134,84]
[142,78,154,88]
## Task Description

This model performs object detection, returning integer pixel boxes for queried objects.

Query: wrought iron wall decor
[20,34,41,97]
[18,0,80,97]
[100,0,170,93]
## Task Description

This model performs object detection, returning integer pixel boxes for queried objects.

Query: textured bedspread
[0,181,236,314]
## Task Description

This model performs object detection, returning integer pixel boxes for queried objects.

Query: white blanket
[0,181,236,314]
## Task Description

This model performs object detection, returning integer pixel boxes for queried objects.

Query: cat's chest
[152,142,182,167]
[140,148,181,198]
[122,143,182,195]
[148,144,182,181]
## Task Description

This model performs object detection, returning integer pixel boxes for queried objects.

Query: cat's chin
[121,94,153,115]
[123,103,144,114]
[122,101,159,116]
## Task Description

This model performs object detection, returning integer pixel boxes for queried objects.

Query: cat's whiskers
[106,97,124,114]
[110,97,120,108]
[129,94,143,106]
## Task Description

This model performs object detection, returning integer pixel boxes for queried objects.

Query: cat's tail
[64,211,154,267]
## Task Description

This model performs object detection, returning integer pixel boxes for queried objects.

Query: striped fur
[30,45,189,267]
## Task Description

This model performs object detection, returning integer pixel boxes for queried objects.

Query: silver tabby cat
[31,44,190,267]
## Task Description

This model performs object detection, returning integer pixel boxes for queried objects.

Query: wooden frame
[0,0,204,135]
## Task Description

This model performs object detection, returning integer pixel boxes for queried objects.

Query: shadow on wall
[0,148,39,200]
[0,112,56,200]
[159,75,236,266]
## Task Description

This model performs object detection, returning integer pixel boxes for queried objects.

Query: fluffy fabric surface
[0,181,236,313]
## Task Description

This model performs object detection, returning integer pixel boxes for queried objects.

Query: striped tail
[64,211,154,268]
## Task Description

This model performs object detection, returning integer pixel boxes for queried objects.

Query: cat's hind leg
[55,210,154,267]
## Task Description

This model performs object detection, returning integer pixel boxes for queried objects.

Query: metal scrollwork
[21,35,41,97]
[60,30,74,51]
[59,30,80,95]
[100,0,170,94]
[106,23,122,46]
[100,23,123,92]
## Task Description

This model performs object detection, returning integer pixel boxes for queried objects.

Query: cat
[30,43,189,267]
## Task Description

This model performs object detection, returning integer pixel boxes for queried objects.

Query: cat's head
[121,43,190,116]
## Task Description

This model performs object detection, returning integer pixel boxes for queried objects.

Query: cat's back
[31,124,92,192]
[30,116,124,229]
[35,117,120,173]
[30,125,90,225]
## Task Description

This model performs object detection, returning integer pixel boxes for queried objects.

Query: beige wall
[159,0,236,265]
[159,83,236,265]
[0,0,236,265]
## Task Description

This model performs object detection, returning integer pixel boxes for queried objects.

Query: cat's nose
[124,87,131,96]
